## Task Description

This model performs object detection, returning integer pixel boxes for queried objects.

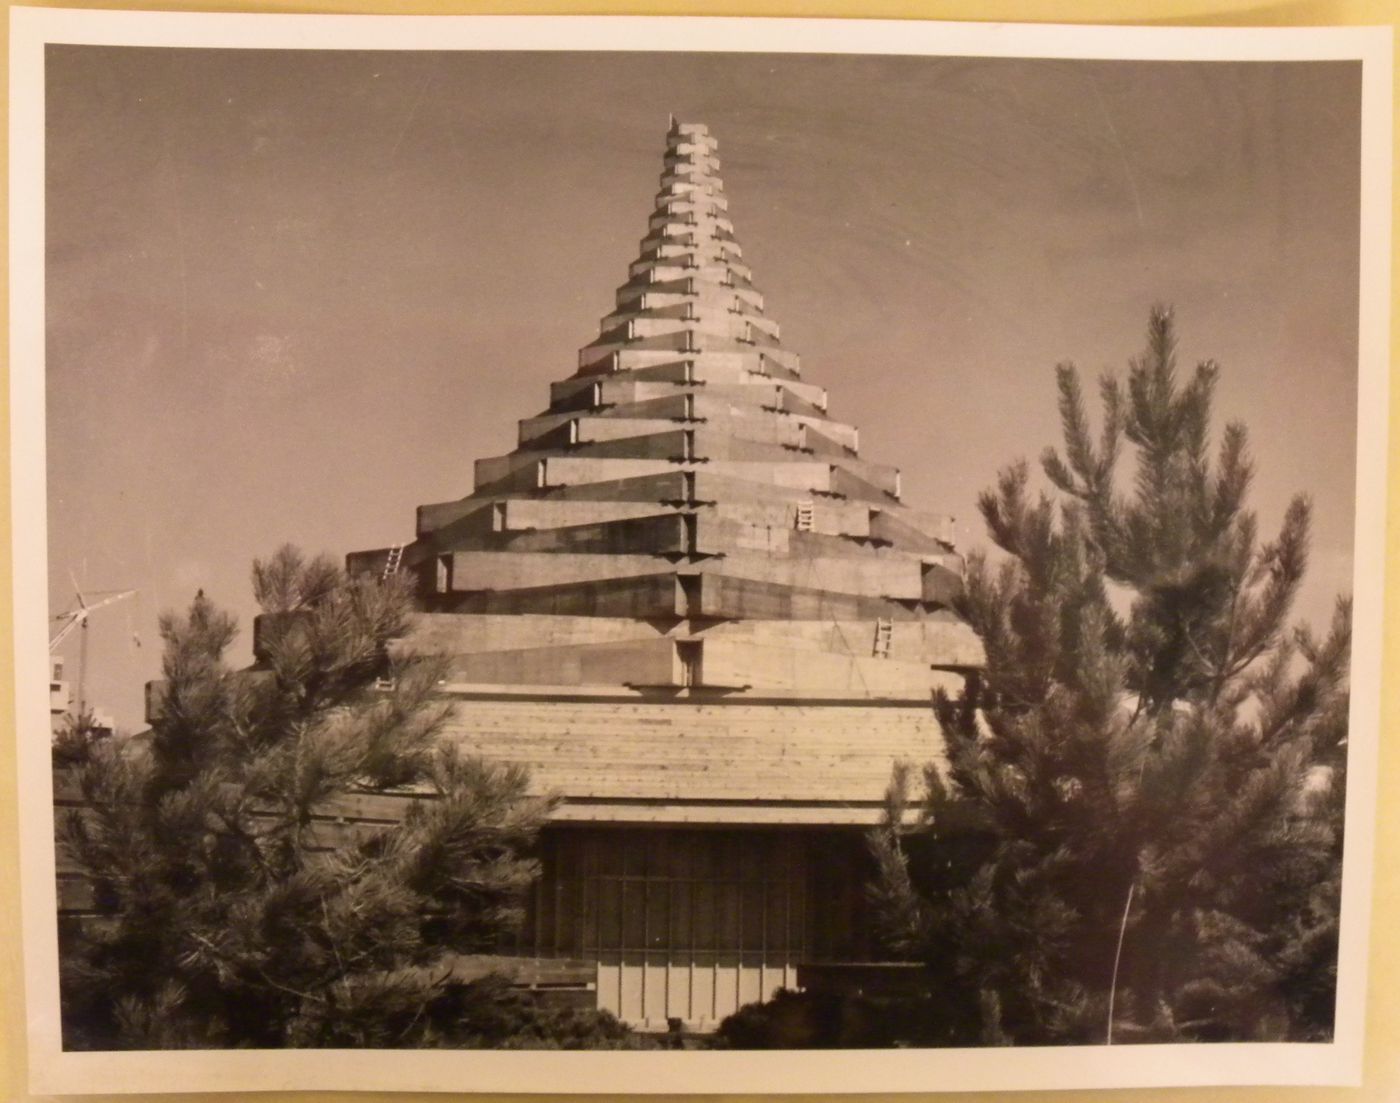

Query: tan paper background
[2,1,1395,1100]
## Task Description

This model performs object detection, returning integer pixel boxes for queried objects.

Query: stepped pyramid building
[348,121,984,1030]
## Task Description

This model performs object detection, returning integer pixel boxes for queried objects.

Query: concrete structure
[348,121,983,1031]
[50,657,71,722]
[49,657,114,739]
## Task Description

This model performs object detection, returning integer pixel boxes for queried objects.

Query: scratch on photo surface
[1088,73,1145,230]
[143,521,163,619]
[389,63,437,160]
[160,125,190,355]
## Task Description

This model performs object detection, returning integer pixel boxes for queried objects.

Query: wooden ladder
[381,543,405,582]
[795,500,815,532]
[873,618,893,659]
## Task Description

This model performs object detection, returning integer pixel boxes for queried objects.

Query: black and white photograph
[10,10,1391,1096]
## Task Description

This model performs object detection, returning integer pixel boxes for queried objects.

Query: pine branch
[872,306,1347,1045]
[59,546,571,1050]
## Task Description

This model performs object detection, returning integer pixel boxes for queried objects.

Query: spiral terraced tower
[348,121,983,1030]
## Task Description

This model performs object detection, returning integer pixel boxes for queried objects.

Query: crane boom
[50,584,137,722]
[49,588,136,650]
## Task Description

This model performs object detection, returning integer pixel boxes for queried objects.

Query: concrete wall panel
[699,637,937,697]
[701,550,924,600]
[406,612,664,655]
[449,551,674,592]
[434,573,681,619]
[488,513,689,556]
[436,695,951,803]
[497,499,673,532]
[448,638,679,688]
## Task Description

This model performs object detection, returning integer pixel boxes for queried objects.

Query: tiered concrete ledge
[347,117,981,758]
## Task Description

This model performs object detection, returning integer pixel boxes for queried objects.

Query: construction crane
[50,578,136,719]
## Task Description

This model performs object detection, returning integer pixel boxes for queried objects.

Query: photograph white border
[9,7,1392,1095]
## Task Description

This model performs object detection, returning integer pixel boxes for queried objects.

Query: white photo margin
[9,8,1392,1095]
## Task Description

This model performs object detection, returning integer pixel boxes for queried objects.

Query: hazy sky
[45,47,1361,730]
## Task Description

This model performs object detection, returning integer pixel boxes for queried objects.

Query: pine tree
[51,707,113,768]
[870,308,1349,1045]
[57,546,624,1049]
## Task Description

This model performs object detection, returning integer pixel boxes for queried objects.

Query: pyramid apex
[669,119,710,137]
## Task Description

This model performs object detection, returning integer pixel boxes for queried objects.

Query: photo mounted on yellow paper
[7,6,1392,1096]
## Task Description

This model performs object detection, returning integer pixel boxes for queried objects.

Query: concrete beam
[417,496,495,539]
[709,498,872,538]
[445,549,925,601]
[449,637,681,689]
[530,470,695,503]
[871,507,957,551]
[485,513,690,556]
[405,612,666,655]
[830,465,901,504]
[447,551,678,592]
[400,609,983,668]
[685,573,932,622]
[431,572,682,619]
[519,417,686,449]
[700,637,946,698]
[495,499,675,531]
[536,456,835,494]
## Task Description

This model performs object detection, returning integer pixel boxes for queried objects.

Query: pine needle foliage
[57,546,597,1049]
[870,308,1349,1045]
[51,707,113,768]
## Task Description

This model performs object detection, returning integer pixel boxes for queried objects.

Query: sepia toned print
[15,11,1391,1095]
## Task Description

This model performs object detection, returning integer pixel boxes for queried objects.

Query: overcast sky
[45,47,1361,730]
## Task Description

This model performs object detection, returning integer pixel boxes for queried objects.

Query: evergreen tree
[51,707,113,768]
[58,546,625,1049]
[870,308,1349,1045]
